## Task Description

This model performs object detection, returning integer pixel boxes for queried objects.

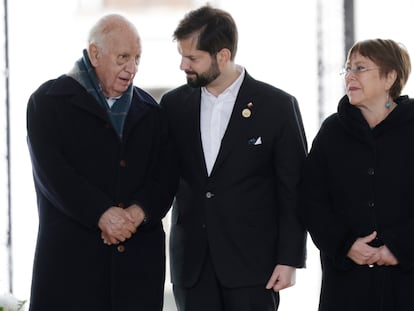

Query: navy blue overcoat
[27,75,173,311]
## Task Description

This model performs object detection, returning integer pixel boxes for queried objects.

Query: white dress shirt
[106,96,120,108]
[200,65,245,175]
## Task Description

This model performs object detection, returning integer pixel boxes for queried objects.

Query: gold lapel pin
[242,108,251,118]
[242,102,254,118]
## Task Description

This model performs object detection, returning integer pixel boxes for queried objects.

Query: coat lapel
[55,77,152,140]
[50,76,109,121]
[122,89,152,140]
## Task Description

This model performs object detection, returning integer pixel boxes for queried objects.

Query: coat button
[367,168,375,175]
[206,192,214,199]
[368,201,375,208]
[117,244,125,253]
[120,160,127,167]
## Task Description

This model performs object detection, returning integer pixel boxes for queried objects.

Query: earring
[385,94,391,109]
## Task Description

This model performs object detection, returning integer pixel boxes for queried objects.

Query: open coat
[27,75,173,311]
[301,95,414,311]
[161,71,307,288]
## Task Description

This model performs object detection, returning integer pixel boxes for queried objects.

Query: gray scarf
[68,49,133,139]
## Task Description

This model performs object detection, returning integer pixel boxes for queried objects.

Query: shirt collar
[202,65,245,98]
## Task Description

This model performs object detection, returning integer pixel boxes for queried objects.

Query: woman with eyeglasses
[300,38,414,311]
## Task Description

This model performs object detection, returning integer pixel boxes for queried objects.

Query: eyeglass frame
[340,65,380,76]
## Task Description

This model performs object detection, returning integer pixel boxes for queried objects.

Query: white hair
[87,14,138,52]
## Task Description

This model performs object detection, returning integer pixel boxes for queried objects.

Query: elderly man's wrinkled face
[90,25,141,98]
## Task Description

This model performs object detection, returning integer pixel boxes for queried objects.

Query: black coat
[301,95,414,311]
[27,75,173,311]
[160,72,307,288]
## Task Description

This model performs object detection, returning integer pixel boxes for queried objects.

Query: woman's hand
[376,245,399,266]
[347,231,380,265]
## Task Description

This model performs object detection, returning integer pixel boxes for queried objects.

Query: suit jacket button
[117,244,125,253]
[206,192,214,199]
[120,160,127,167]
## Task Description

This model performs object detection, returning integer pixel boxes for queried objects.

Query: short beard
[186,59,220,88]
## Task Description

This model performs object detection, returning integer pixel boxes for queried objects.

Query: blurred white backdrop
[1,0,414,310]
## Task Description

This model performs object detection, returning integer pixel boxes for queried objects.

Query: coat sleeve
[129,107,178,225]
[299,125,357,269]
[27,83,114,229]
[274,96,308,267]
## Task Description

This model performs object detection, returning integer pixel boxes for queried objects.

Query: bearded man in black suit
[160,5,308,311]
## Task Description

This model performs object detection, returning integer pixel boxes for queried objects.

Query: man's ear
[88,44,100,66]
[216,48,231,65]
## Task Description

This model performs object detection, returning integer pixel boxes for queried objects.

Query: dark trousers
[173,254,279,311]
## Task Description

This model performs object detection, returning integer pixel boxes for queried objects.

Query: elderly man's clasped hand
[98,204,146,245]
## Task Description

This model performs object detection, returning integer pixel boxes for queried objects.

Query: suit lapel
[186,89,209,177]
[210,74,258,176]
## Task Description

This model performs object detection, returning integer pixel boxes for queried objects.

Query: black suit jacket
[161,71,307,288]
